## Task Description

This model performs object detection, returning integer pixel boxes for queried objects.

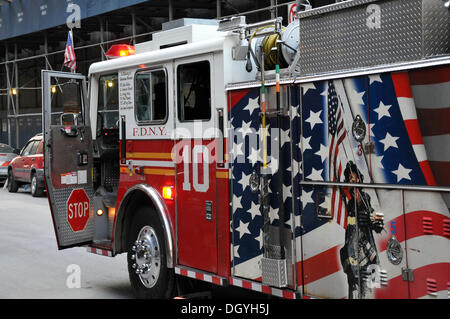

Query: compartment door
[174,55,218,273]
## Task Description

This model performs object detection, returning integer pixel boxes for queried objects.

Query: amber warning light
[162,186,174,200]
[105,44,136,59]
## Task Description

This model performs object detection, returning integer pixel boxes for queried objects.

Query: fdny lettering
[132,126,166,137]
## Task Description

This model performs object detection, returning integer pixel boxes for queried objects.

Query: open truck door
[42,70,94,249]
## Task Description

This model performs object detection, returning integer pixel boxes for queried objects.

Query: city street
[0,186,267,300]
[0,186,133,299]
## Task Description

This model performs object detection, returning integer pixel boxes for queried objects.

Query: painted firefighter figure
[340,161,384,299]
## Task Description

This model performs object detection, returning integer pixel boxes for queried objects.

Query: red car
[7,133,45,197]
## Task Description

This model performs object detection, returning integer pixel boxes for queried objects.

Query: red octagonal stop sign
[66,188,90,232]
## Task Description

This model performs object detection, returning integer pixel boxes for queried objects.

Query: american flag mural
[227,65,448,298]
[64,30,77,71]
[229,86,301,286]
[300,65,450,299]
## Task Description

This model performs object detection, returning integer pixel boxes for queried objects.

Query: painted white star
[368,123,376,139]
[315,143,328,163]
[247,147,260,165]
[370,153,384,170]
[239,171,252,190]
[255,229,263,250]
[301,189,315,208]
[233,194,243,211]
[305,110,323,130]
[392,163,412,182]
[302,136,312,151]
[269,207,279,224]
[243,97,260,116]
[272,127,290,147]
[280,127,290,146]
[248,201,260,220]
[239,120,253,135]
[301,83,316,94]
[307,167,323,181]
[235,220,251,239]
[233,244,240,259]
[283,183,292,202]
[379,132,399,151]
[348,88,365,106]
[369,74,383,85]
[374,101,392,120]
[292,158,302,175]
[233,141,244,158]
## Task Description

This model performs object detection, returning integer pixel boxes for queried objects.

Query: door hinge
[401,267,414,282]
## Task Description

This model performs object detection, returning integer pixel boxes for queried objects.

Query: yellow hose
[248,25,286,70]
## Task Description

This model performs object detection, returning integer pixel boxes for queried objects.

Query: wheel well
[117,190,156,254]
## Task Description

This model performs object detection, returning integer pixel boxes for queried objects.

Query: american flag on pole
[64,30,76,71]
[327,81,349,227]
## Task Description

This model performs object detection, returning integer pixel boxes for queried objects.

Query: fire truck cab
[42,0,450,299]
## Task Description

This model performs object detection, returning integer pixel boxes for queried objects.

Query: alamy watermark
[66,3,81,29]
[66,264,81,289]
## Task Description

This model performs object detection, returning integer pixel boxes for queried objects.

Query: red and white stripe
[410,66,450,187]
[329,100,348,227]
[86,247,113,257]
[229,277,300,299]
[175,266,227,286]
[392,72,437,186]
[64,30,77,71]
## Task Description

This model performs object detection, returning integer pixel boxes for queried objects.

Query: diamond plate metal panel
[422,0,450,57]
[50,186,95,247]
[261,257,288,288]
[297,0,449,76]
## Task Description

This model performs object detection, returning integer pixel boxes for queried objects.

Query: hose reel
[251,19,299,71]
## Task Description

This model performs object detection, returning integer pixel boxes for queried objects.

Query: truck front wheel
[126,206,175,299]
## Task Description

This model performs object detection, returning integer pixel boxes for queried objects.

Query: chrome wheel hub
[131,226,161,288]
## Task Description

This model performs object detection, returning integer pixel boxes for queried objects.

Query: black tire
[31,173,43,197]
[126,206,175,299]
[7,169,19,193]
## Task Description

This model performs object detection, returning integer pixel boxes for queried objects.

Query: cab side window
[135,69,167,123]
[177,61,211,122]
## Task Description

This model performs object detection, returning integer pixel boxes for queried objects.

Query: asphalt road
[0,186,133,299]
[0,185,270,300]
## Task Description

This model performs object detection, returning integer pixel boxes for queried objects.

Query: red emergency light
[105,44,136,59]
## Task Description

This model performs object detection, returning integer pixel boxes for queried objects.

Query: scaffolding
[0,0,335,148]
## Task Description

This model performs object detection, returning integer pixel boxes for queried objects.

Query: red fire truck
[42,0,450,299]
